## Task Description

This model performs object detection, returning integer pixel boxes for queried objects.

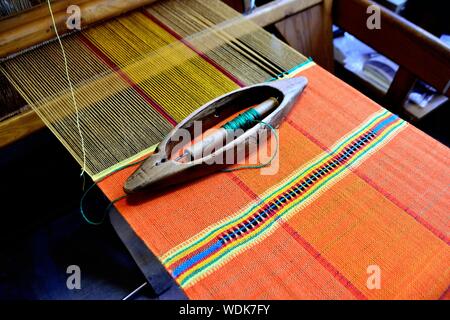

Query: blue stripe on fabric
[172,240,223,277]
[372,114,399,134]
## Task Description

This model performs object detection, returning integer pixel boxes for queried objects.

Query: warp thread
[267,57,313,82]
[47,0,87,178]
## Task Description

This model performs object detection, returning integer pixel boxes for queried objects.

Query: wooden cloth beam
[0,0,159,59]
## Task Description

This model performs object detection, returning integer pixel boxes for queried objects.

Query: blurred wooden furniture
[269,0,334,71]
[333,0,450,121]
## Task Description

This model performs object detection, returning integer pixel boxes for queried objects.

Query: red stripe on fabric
[439,285,450,300]
[286,119,450,245]
[78,34,177,126]
[353,169,450,244]
[280,219,368,300]
[139,9,246,87]
[228,173,260,201]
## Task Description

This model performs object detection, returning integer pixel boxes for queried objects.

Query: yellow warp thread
[84,13,239,122]
[0,0,307,180]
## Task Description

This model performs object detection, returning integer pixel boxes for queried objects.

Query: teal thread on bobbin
[222,120,279,172]
[222,108,261,131]
[220,108,279,171]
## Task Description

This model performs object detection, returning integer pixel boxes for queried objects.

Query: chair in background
[333,0,450,121]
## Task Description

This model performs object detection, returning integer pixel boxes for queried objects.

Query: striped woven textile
[98,63,450,299]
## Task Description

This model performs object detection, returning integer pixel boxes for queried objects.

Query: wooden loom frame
[0,0,333,148]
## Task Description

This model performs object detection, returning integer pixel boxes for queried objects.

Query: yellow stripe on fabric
[163,118,404,289]
[162,110,389,264]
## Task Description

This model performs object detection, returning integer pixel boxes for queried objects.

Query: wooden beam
[221,0,244,12]
[247,0,321,26]
[0,0,160,59]
[0,109,44,148]
[385,67,417,116]
[0,0,322,59]
[0,0,90,32]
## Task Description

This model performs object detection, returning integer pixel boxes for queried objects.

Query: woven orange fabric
[98,65,449,299]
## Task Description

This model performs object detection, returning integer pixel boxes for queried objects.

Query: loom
[1,0,309,181]
[1,0,449,300]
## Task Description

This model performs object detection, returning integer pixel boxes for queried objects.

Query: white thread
[47,0,87,177]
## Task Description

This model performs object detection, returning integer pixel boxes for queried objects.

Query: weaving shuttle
[124,77,308,194]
